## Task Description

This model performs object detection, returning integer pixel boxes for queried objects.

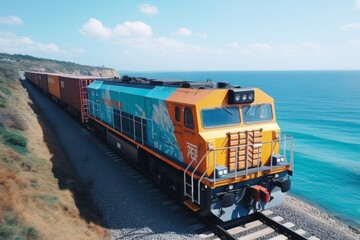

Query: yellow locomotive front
[181,86,293,221]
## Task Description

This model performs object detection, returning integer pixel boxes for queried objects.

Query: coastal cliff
[0,53,112,239]
[0,53,119,78]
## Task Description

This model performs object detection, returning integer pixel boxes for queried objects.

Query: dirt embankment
[0,68,108,239]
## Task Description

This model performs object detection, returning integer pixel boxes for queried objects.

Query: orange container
[37,73,48,92]
[48,74,61,99]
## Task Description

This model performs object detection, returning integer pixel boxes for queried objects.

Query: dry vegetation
[0,54,111,240]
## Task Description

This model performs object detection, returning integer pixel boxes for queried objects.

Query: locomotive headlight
[215,166,229,178]
[208,142,214,150]
[272,154,285,166]
[228,89,255,104]
[249,93,254,101]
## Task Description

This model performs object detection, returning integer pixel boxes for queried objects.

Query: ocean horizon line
[119,69,360,73]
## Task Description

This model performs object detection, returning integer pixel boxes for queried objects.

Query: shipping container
[47,74,61,99]
[27,72,33,84]
[59,76,99,122]
[33,73,37,85]
[24,72,30,82]
[33,72,39,86]
[27,72,39,86]
[37,73,49,93]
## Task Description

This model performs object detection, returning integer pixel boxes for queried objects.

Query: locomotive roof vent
[217,82,230,89]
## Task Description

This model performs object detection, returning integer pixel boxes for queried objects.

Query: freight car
[86,76,293,221]
[25,71,294,222]
[25,71,106,123]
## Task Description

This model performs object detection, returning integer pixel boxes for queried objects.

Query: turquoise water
[121,70,360,227]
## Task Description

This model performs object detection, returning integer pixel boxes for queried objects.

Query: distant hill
[0,53,119,79]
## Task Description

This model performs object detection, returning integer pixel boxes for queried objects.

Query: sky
[1,0,360,71]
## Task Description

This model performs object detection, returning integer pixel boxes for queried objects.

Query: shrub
[0,212,41,240]
[0,95,5,108]
[0,85,11,95]
[0,126,27,147]
[4,132,28,147]
[31,179,40,189]
[0,125,28,154]
[39,195,58,207]
[22,227,41,240]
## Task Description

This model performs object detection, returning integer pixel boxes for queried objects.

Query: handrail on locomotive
[184,135,293,205]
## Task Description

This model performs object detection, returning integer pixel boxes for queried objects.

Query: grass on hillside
[0,165,41,240]
[0,69,41,239]
[0,54,109,240]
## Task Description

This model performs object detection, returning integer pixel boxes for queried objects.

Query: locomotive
[25,71,293,222]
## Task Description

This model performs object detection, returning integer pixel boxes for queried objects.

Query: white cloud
[153,37,202,53]
[196,33,208,39]
[80,18,152,40]
[356,0,360,9]
[301,42,319,48]
[227,42,239,48]
[115,21,152,38]
[79,18,112,39]
[139,4,159,15]
[340,22,360,30]
[277,42,320,55]
[155,37,184,49]
[71,47,86,54]
[249,43,272,52]
[172,28,192,37]
[278,44,298,51]
[113,24,130,37]
[349,40,359,45]
[0,32,60,54]
[0,16,23,25]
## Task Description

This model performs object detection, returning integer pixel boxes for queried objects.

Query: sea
[121,70,360,228]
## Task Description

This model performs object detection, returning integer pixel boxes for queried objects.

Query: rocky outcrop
[72,68,120,78]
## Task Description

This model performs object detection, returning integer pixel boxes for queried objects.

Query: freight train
[25,71,293,222]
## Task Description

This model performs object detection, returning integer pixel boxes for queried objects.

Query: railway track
[197,210,320,240]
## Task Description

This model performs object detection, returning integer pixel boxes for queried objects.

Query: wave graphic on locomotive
[25,72,293,222]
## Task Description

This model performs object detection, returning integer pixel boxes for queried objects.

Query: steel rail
[256,212,308,240]
[198,211,309,240]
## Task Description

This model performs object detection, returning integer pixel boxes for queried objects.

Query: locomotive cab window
[184,108,194,129]
[175,107,181,122]
[242,104,273,124]
[201,107,240,128]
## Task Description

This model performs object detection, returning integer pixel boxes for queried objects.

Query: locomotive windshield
[201,107,240,128]
[242,104,273,123]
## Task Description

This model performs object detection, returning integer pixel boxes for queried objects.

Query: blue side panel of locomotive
[87,80,183,162]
